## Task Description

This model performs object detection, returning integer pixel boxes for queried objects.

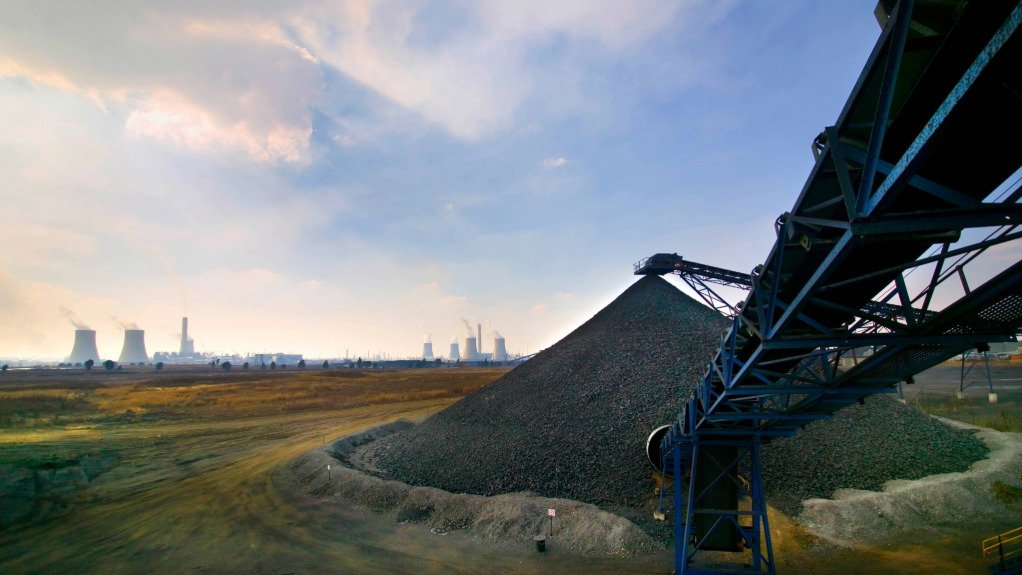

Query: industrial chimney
[67,329,100,364]
[464,336,478,361]
[179,317,195,356]
[449,340,460,361]
[477,323,482,355]
[118,329,149,363]
[493,336,508,361]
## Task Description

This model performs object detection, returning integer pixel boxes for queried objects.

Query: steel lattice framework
[638,1,1022,573]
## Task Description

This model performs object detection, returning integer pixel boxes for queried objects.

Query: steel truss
[635,253,754,318]
[640,1,1022,573]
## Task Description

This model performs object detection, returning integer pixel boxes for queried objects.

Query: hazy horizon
[2,2,887,360]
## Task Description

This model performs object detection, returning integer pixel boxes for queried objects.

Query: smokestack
[464,336,478,361]
[493,336,508,361]
[449,340,460,361]
[67,329,100,364]
[118,329,149,363]
[179,317,195,356]
[477,323,482,354]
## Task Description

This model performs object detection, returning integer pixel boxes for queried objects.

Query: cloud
[124,89,312,163]
[0,4,321,163]
[0,222,100,271]
[292,0,684,139]
[542,156,568,169]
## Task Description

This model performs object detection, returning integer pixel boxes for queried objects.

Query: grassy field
[0,367,499,427]
[907,361,1022,432]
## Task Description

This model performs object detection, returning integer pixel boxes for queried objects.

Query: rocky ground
[369,275,990,526]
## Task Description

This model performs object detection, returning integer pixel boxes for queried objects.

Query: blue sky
[0,1,883,360]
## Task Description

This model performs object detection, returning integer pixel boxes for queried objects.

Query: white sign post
[327,464,331,480]
[547,508,555,536]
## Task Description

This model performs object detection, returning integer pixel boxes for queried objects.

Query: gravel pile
[760,395,989,515]
[374,275,988,518]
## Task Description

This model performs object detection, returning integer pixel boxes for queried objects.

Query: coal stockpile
[375,275,988,515]
[760,394,989,515]
[376,275,726,507]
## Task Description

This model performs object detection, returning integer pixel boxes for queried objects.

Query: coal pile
[760,394,989,515]
[375,275,988,516]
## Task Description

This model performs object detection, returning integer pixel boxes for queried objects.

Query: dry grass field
[0,365,1012,574]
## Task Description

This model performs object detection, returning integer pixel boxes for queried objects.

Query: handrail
[983,526,1022,572]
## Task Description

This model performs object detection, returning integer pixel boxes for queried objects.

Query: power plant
[67,329,100,364]
[118,329,149,363]
[443,320,511,361]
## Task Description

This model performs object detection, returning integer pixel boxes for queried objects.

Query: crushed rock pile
[284,423,663,556]
[371,275,988,517]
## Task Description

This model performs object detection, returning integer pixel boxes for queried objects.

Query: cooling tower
[493,337,508,361]
[449,342,460,361]
[67,329,100,364]
[464,336,478,361]
[118,329,149,363]
[422,342,434,359]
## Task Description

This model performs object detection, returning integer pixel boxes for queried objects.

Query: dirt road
[0,396,671,574]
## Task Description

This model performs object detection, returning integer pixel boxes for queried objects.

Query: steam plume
[111,315,139,330]
[59,306,89,329]
[460,317,474,337]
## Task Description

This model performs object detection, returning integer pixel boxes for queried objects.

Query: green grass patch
[993,480,1022,506]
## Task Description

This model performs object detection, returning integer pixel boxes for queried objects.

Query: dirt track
[6,402,491,572]
[0,368,667,574]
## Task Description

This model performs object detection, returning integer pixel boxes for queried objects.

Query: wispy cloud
[542,156,568,169]
[292,0,685,139]
[0,5,320,163]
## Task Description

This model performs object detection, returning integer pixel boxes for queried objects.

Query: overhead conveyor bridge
[639,1,1022,573]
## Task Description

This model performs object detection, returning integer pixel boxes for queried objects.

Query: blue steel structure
[637,1,1022,573]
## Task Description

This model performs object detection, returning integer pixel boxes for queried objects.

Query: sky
[0,1,887,361]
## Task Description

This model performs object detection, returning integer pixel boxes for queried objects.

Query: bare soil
[0,365,1016,574]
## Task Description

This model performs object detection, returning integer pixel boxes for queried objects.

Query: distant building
[249,353,303,365]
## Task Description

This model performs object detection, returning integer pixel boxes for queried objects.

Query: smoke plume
[59,306,89,329]
[423,333,432,343]
[112,315,139,330]
[460,317,474,337]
